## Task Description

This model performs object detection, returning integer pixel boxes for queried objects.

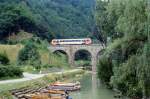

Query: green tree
[137,43,150,97]
[0,3,35,39]
[18,42,41,69]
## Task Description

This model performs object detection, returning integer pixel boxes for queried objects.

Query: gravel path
[0,69,81,84]
[0,72,48,84]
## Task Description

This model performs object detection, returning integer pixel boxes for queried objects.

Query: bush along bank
[96,0,150,98]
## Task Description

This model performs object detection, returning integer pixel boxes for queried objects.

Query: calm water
[70,74,116,99]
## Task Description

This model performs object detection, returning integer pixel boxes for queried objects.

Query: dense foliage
[0,1,54,42]
[26,0,95,38]
[0,66,22,79]
[18,42,41,69]
[0,0,95,43]
[0,49,22,79]
[97,55,113,84]
[96,0,150,98]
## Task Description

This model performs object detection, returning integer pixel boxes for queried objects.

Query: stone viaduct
[48,44,104,72]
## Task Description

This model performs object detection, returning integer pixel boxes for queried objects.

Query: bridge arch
[74,49,92,60]
[52,50,69,64]
[74,49,92,68]
[53,50,68,56]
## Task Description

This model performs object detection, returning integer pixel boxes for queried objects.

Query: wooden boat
[51,81,80,86]
[24,92,66,99]
[41,89,65,94]
[47,81,81,91]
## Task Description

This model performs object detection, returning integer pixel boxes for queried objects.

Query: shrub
[97,55,113,84]
[17,42,41,69]
[42,64,53,68]
[0,52,9,65]
[0,66,22,79]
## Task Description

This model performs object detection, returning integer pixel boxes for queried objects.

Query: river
[70,73,116,99]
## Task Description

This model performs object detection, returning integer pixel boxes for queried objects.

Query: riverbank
[0,69,85,98]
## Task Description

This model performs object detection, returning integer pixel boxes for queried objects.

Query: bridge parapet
[49,44,104,47]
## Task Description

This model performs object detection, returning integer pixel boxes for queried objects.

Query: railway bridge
[48,44,104,72]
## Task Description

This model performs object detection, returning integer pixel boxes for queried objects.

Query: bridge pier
[91,55,97,73]
[68,54,75,67]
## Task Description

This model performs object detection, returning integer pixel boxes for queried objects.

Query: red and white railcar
[51,38,92,45]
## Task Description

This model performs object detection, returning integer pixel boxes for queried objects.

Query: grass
[7,30,33,42]
[0,69,85,98]
[75,60,91,66]
[39,48,69,68]
[0,44,23,64]
[21,65,40,73]
[0,76,22,81]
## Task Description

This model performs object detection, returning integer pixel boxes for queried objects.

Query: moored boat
[47,81,81,91]
[24,91,67,99]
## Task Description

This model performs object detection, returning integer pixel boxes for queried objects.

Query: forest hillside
[0,0,95,43]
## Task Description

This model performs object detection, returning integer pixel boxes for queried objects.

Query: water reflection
[71,73,115,99]
[92,73,98,99]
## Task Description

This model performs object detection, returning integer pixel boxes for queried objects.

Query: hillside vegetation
[26,0,95,38]
[0,43,68,67]
[0,0,95,43]
[96,0,150,98]
[0,38,69,75]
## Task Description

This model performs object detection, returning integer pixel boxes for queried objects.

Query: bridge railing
[49,44,105,47]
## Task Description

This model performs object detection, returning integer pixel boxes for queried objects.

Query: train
[51,38,92,45]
